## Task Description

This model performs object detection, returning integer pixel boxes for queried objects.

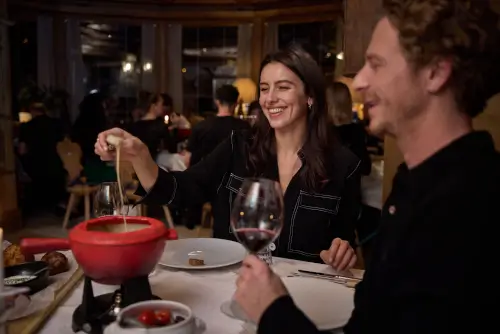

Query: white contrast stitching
[346,160,361,179]
[288,191,341,257]
[166,175,177,205]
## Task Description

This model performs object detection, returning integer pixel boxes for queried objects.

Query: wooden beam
[250,17,265,84]
[343,0,383,74]
[8,2,341,26]
[0,0,22,231]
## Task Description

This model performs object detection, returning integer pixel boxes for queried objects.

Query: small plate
[221,276,355,330]
[159,238,247,270]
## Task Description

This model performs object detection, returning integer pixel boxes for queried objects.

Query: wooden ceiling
[9,0,335,11]
[8,0,341,24]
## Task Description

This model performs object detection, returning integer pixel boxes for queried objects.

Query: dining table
[38,253,363,334]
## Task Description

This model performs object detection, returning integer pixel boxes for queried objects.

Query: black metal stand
[71,276,158,334]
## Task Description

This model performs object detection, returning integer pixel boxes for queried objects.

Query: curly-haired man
[234,1,500,333]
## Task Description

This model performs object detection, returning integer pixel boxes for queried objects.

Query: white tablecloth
[39,257,363,334]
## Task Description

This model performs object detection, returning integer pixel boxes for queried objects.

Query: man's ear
[426,57,453,94]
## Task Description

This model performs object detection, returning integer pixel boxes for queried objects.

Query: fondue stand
[20,216,178,334]
[72,275,159,334]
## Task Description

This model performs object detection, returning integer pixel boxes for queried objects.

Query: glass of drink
[93,182,129,218]
[230,178,284,263]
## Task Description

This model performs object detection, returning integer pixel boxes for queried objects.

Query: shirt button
[388,205,396,215]
[269,243,276,251]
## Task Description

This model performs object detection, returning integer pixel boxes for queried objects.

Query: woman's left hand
[320,238,357,271]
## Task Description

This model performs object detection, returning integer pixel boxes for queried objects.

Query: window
[80,22,141,124]
[182,26,238,116]
[9,21,37,118]
[278,21,337,80]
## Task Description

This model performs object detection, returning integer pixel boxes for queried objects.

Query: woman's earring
[308,103,312,110]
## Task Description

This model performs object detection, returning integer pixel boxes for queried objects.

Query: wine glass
[224,178,284,324]
[93,182,129,218]
[230,178,284,260]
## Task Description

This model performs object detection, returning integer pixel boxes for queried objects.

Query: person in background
[328,81,377,262]
[233,0,500,333]
[71,93,115,184]
[328,81,371,176]
[18,101,66,213]
[185,85,250,167]
[180,85,250,229]
[95,45,361,268]
[131,90,151,122]
[247,100,261,126]
[127,93,176,159]
[168,112,191,131]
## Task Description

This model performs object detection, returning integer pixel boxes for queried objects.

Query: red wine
[234,228,276,253]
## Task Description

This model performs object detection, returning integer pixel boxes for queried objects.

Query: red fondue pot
[20,216,178,285]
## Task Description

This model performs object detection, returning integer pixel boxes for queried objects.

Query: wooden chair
[122,161,175,230]
[57,138,99,229]
[196,203,214,237]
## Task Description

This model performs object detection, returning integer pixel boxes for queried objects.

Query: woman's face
[259,62,310,131]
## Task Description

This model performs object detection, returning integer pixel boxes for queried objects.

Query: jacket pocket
[287,191,341,257]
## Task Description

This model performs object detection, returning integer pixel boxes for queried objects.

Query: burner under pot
[72,275,160,334]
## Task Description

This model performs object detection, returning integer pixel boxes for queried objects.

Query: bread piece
[187,251,205,266]
[41,251,70,276]
[3,244,34,267]
[106,134,123,147]
[188,258,205,266]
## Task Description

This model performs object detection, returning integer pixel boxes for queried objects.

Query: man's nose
[352,67,368,92]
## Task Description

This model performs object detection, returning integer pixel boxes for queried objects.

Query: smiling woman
[95,45,362,270]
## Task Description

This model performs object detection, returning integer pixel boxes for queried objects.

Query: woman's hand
[320,238,357,271]
[95,128,148,163]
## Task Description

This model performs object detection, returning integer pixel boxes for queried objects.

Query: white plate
[158,238,247,270]
[221,276,355,330]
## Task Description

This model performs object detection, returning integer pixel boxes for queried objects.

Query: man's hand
[320,238,357,271]
[234,255,288,323]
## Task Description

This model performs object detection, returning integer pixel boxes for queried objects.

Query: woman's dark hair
[248,45,335,191]
[147,93,173,110]
[248,100,261,113]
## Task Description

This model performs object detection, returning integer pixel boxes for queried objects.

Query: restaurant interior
[0,0,499,333]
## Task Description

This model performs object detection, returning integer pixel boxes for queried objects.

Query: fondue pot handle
[20,238,71,256]
[164,228,178,241]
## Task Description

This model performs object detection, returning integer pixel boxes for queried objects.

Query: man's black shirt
[258,131,499,334]
[187,115,250,166]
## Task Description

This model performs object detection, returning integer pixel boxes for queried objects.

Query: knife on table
[297,269,362,282]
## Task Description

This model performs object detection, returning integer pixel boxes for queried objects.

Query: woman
[247,100,261,126]
[72,93,115,184]
[95,46,361,270]
[127,93,176,159]
[328,81,371,175]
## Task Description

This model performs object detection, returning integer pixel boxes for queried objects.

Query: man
[184,84,250,167]
[234,1,500,333]
[181,85,250,228]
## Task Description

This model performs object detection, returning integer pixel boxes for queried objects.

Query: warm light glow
[122,62,133,73]
[336,52,344,60]
[164,115,169,124]
[326,52,331,58]
[19,112,32,123]
[181,68,187,73]
[143,62,153,72]
[233,78,257,104]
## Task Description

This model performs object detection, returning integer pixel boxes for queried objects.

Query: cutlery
[292,272,359,289]
[297,269,361,282]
